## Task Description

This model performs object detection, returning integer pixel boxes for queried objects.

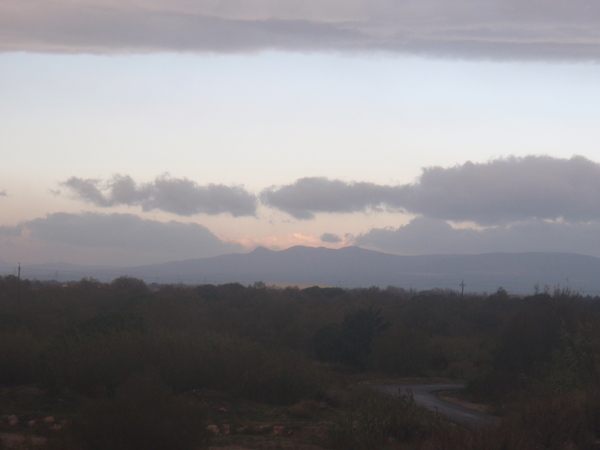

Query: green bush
[41,326,329,405]
[49,375,210,450]
[327,387,443,449]
[423,391,599,450]
[41,329,149,395]
[0,330,41,385]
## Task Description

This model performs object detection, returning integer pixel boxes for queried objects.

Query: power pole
[17,262,21,301]
[460,279,465,298]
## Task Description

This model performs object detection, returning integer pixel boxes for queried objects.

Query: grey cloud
[145,176,256,216]
[62,175,257,217]
[356,218,461,255]
[0,3,364,54]
[63,177,110,206]
[260,177,404,220]
[262,156,600,226]
[403,155,600,225]
[0,191,6,197]
[320,232,342,244]
[355,217,600,258]
[2,0,600,60]
[25,212,242,258]
[0,225,21,237]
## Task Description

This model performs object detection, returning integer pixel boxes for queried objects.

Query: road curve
[374,383,500,429]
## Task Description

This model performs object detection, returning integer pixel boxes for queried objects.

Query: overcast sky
[2,0,600,267]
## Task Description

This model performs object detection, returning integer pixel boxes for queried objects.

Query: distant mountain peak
[250,246,273,254]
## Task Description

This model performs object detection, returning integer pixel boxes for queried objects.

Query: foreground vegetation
[1,275,600,448]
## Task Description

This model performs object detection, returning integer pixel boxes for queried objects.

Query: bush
[0,330,40,385]
[41,327,329,405]
[49,375,210,450]
[327,387,443,449]
[422,391,599,450]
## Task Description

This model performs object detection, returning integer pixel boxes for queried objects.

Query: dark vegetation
[1,275,600,448]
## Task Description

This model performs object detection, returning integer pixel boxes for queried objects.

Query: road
[374,383,500,429]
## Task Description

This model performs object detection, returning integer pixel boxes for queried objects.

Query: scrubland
[1,276,599,449]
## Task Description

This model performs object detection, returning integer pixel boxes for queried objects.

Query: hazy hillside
[123,247,600,295]
[4,246,600,295]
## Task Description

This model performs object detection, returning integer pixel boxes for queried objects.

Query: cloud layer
[260,177,404,220]
[2,0,600,60]
[5,154,600,264]
[320,232,342,244]
[403,155,600,225]
[355,216,600,257]
[62,155,600,228]
[262,156,600,226]
[63,174,257,217]
[1,212,242,265]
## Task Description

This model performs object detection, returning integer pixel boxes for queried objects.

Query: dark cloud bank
[355,217,600,257]
[2,0,600,61]
[260,177,404,220]
[320,233,342,244]
[58,155,600,258]
[7,212,242,262]
[263,155,600,257]
[65,156,600,226]
[262,155,600,225]
[63,175,257,217]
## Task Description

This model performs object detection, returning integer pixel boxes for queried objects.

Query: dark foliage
[50,375,211,450]
[314,307,391,369]
[2,275,600,448]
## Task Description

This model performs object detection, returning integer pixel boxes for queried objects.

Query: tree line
[2,275,600,448]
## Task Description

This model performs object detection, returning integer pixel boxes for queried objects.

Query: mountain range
[3,246,600,296]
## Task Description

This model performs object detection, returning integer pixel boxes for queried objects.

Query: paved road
[374,383,500,429]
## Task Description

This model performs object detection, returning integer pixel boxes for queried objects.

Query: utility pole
[460,279,465,298]
[17,262,21,301]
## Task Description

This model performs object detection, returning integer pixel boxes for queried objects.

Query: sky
[2,0,600,267]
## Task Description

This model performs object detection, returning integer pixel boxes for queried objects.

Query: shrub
[327,387,443,449]
[49,375,210,450]
[423,391,599,450]
[0,330,41,385]
[41,327,329,405]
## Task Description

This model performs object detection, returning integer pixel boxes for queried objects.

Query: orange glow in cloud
[234,233,352,252]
